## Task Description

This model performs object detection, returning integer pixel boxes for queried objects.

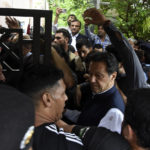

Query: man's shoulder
[72,126,131,150]
[34,123,83,148]
[108,86,125,112]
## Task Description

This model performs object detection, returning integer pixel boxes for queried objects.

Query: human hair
[98,24,103,28]
[70,19,81,28]
[76,38,92,50]
[85,50,98,64]
[56,28,71,42]
[90,52,118,75]
[67,14,77,20]
[19,64,64,105]
[124,88,150,148]
[93,44,102,49]
[51,43,69,64]
[85,50,98,71]
[106,45,122,62]
[135,49,145,63]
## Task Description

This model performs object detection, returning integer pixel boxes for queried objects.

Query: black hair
[106,45,122,62]
[98,24,103,28]
[51,43,69,64]
[76,38,92,50]
[124,88,150,148]
[93,44,103,49]
[67,14,77,20]
[19,64,64,105]
[56,28,71,42]
[85,50,98,71]
[135,50,145,63]
[90,51,118,75]
[85,50,98,64]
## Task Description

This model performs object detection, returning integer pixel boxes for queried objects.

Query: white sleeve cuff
[98,108,124,134]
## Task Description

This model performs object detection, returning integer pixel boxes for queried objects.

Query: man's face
[54,33,67,47]
[70,21,81,36]
[78,45,92,61]
[98,26,106,37]
[51,79,68,121]
[89,61,115,94]
[67,16,76,24]
[0,64,6,82]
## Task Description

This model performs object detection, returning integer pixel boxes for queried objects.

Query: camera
[62,9,67,13]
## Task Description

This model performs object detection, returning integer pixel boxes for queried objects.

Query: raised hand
[5,16,20,29]
[56,8,63,16]
[83,8,107,25]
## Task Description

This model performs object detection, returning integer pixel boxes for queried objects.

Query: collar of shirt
[92,85,114,96]
[71,33,79,51]
[95,34,111,50]
[71,33,79,38]
[105,35,110,42]
[96,34,110,43]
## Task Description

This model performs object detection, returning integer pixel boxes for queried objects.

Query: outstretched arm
[84,24,96,42]
[83,8,149,91]
[52,8,63,33]
[54,8,63,25]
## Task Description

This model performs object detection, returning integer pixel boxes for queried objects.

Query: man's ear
[89,47,93,52]
[111,71,117,81]
[123,124,135,142]
[42,93,53,107]
[65,37,69,43]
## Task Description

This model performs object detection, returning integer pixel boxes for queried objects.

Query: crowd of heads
[0,7,150,150]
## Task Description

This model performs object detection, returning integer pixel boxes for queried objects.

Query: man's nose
[64,94,68,102]
[0,73,6,82]
[54,38,57,43]
[90,75,96,83]
[81,53,85,58]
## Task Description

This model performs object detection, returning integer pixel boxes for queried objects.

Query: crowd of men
[0,7,150,150]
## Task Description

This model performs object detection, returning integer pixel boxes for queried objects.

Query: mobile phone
[62,9,67,13]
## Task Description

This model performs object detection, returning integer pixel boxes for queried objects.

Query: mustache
[90,83,98,86]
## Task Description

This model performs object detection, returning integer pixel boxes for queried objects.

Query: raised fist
[83,8,107,25]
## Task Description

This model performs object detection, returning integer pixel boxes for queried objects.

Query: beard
[90,83,102,94]
[90,81,111,94]
[59,43,65,50]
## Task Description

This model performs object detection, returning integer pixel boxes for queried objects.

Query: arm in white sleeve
[98,108,124,134]
[52,23,58,34]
